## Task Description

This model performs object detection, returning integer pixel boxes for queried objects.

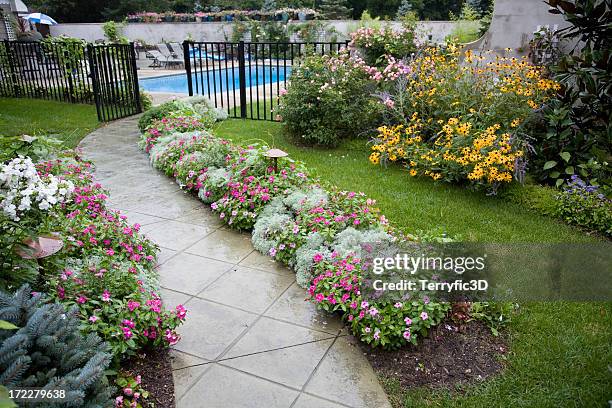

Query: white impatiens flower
[0,156,75,221]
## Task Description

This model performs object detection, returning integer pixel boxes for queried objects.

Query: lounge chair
[169,43,185,59]
[157,44,183,68]
[147,50,167,68]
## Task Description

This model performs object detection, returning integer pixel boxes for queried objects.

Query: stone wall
[49,20,470,44]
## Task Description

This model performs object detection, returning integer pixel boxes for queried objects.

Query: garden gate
[86,43,141,122]
[0,40,141,122]
[182,40,348,121]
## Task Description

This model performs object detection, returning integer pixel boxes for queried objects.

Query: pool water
[139,66,292,93]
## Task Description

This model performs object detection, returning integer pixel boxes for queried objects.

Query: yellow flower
[409,169,417,176]
[369,152,380,165]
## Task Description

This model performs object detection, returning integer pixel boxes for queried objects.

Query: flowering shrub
[349,25,418,66]
[554,175,612,236]
[276,53,382,146]
[0,156,74,221]
[370,44,560,191]
[138,100,178,133]
[115,374,149,408]
[53,265,184,356]
[139,100,509,350]
[0,155,187,361]
[140,116,210,153]
[307,254,448,348]
[211,161,308,230]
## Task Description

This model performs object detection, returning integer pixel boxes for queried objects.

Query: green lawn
[0,97,99,148]
[214,119,598,243]
[214,118,612,408]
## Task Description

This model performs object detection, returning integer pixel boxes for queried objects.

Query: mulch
[360,319,508,389]
[124,348,176,407]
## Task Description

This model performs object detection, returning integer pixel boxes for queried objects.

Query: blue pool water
[139,66,292,93]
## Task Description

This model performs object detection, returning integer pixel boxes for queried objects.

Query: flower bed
[0,137,186,405]
[138,100,464,349]
[127,8,318,23]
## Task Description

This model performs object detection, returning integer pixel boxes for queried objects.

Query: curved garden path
[80,116,391,408]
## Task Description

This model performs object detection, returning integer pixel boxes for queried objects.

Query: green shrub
[529,1,611,190]
[554,175,611,236]
[0,285,113,406]
[501,182,558,216]
[277,53,382,147]
[140,89,153,111]
[349,23,417,66]
[0,134,62,164]
[137,101,177,132]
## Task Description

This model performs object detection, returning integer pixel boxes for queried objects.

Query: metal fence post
[129,42,142,113]
[4,40,20,97]
[183,41,193,96]
[86,44,103,121]
[237,41,247,119]
[64,49,75,103]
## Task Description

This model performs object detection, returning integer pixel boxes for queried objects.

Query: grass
[0,97,99,148]
[214,118,599,243]
[214,118,612,407]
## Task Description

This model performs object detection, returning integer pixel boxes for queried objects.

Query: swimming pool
[139,65,292,94]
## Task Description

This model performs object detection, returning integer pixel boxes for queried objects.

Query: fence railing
[0,40,93,103]
[0,40,141,122]
[183,40,348,121]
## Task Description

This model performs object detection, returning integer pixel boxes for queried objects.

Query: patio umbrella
[22,13,58,25]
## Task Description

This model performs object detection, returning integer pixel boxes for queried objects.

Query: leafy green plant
[0,134,63,164]
[535,0,612,190]
[114,373,149,407]
[277,53,382,147]
[554,175,612,236]
[137,101,178,132]
[139,89,152,111]
[468,301,517,336]
[102,20,128,44]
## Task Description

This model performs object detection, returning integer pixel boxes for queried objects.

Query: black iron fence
[0,40,141,122]
[87,43,142,122]
[183,40,348,121]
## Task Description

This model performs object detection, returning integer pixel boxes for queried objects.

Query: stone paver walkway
[80,117,391,408]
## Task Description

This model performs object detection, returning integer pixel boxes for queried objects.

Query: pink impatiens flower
[101,290,111,302]
[89,315,99,323]
[127,300,140,312]
[165,329,180,345]
[122,327,133,339]
[313,253,323,263]
[77,295,87,304]
[122,319,135,329]
[176,304,187,320]
[420,311,428,320]
[403,329,411,340]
